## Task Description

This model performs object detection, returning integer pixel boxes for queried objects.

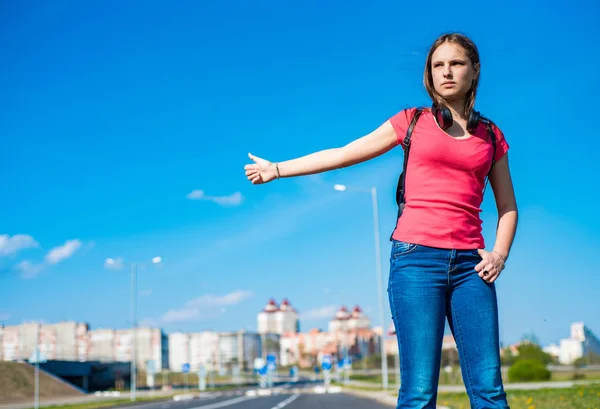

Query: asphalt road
[118,381,391,409]
[129,392,390,409]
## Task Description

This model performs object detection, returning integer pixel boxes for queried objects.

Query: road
[125,391,391,409]
[121,381,393,409]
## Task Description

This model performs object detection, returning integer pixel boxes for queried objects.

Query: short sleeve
[491,123,510,162]
[388,108,417,147]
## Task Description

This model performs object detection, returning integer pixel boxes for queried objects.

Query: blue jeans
[387,240,509,409]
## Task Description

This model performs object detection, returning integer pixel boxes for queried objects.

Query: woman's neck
[445,100,467,120]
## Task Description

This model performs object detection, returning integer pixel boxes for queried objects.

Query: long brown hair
[423,33,480,115]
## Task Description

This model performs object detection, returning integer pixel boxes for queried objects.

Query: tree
[508,359,551,382]
[516,343,554,366]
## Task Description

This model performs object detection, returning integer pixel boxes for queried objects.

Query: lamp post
[333,184,389,390]
[131,256,162,402]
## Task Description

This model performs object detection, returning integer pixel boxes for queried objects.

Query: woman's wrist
[492,249,507,264]
[274,162,281,179]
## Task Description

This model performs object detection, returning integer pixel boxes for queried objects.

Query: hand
[244,153,278,184]
[474,249,505,284]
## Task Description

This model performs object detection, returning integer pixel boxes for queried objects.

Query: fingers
[477,261,501,283]
[247,172,260,183]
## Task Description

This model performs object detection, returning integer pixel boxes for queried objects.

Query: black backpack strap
[395,108,424,206]
[481,118,497,193]
[390,108,424,241]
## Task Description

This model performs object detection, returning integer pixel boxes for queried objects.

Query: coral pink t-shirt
[389,108,509,250]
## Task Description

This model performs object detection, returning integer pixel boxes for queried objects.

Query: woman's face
[431,42,474,102]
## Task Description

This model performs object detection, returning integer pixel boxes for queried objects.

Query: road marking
[188,396,253,409]
[270,394,300,409]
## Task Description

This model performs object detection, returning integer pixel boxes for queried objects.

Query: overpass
[39,360,131,392]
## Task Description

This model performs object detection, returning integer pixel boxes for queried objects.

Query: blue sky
[1,1,599,348]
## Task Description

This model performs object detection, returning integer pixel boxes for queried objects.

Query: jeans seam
[451,297,480,409]
[387,269,403,405]
[446,253,452,287]
[448,250,458,274]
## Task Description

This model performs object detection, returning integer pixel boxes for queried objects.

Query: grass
[0,362,83,404]
[437,384,600,409]
[19,395,173,409]
[350,369,600,386]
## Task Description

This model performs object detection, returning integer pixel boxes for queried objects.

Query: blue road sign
[321,354,332,371]
[339,357,352,368]
[266,354,276,363]
[258,365,268,376]
[182,363,190,373]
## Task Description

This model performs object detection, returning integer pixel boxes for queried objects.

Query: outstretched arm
[245,120,398,184]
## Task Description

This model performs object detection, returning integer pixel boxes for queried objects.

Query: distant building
[328,306,371,333]
[89,327,168,371]
[191,331,219,371]
[279,305,381,368]
[257,299,299,335]
[168,332,189,373]
[168,330,270,373]
[0,321,89,362]
[543,343,561,360]
[558,322,600,364]
[88,329,117,361]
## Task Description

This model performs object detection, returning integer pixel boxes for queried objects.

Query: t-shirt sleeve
[388,108,417,147]
[492,123,510,162]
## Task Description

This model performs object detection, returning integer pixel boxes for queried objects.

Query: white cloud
[104,257,124,270]
[140,289,153,297]
[187,190,243,206]
[0,234,39,257]
[161,308,200,323]
[0,313,11,321]
[15,260,45,279]
[161,290,253,323]
[45,239,82,265]
[300,305,338,321]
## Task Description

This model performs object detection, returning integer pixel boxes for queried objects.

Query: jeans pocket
[392,240,418,259]
[468,249,482,258]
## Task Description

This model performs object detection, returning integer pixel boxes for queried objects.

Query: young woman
[244,33,518,409]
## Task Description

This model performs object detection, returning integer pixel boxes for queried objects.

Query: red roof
[262,298,280,313]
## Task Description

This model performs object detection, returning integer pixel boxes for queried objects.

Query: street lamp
[333,183,389,390]
[131,256,162,402]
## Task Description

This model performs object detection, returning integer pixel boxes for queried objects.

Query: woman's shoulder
[389,106,430,125]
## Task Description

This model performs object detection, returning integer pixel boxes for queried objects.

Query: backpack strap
[395,108,425,207]
[481,117,497,193]
[390,108,424,241]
